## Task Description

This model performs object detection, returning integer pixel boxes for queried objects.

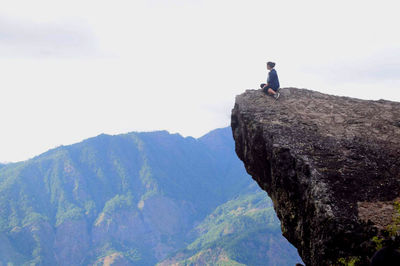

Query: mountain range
[0,127,301,265]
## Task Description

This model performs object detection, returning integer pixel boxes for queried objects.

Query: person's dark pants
[260,83,278,94]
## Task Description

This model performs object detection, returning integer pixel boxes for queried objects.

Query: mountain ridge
[0,126,300,265]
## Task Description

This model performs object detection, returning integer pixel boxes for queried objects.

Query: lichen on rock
[231,88,400,265]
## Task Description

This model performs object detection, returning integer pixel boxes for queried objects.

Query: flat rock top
[236,87,400,145]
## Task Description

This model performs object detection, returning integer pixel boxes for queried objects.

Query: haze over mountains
[0,127,300,265]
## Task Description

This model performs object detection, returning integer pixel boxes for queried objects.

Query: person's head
[267,61,276,70]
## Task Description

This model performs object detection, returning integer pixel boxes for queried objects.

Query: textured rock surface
[231,88,400,265]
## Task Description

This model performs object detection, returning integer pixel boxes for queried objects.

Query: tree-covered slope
[0,127,300,265]
[159,189,300,266]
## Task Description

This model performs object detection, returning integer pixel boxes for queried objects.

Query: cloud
[0,16,100,58]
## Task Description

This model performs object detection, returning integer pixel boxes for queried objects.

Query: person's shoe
[274,92,280,100]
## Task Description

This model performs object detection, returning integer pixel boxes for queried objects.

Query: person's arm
[268,70,277,85]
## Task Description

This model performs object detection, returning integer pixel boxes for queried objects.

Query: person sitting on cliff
[260,61,280,100]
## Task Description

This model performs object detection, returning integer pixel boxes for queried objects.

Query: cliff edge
[231,88,400,265]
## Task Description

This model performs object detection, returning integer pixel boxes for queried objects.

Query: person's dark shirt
[267,68,280,90]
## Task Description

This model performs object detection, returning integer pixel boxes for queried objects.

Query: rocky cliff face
[231,88,400,265]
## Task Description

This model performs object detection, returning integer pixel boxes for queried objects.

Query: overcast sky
[1,0,399,162]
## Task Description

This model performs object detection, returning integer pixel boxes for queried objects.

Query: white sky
[1,0,399,162]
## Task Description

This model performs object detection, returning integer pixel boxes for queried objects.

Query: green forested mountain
[159,191,301,266]
[0,127,301,265]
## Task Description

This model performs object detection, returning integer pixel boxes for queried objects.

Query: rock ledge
[231,88,400,265]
